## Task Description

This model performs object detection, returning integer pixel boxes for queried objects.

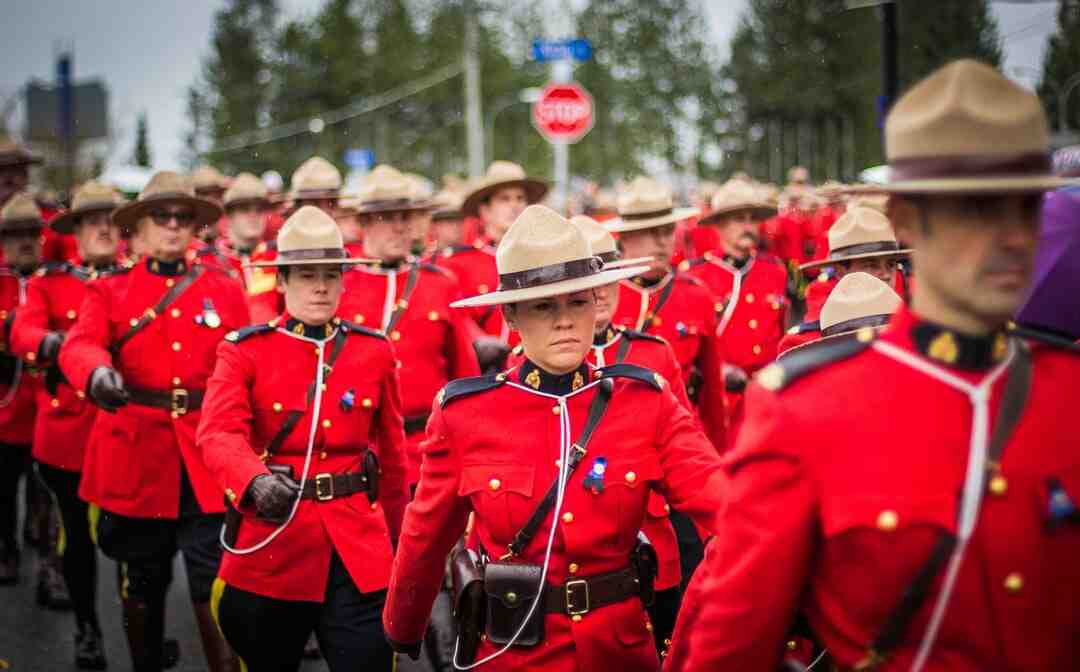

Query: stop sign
[532,82,594,144]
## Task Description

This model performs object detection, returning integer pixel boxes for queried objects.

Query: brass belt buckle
[171,388,189,416]
[314,473,334,501]
[565,579,590,616]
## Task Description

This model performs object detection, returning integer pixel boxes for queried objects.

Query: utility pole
[57,51,75,195]
[463,0,485,177]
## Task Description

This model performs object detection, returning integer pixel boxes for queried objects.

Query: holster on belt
[362,450,380,503]
[222,463,294,546]
[449,539,487,664]
[631,532,658,607]
[685,366,704,404]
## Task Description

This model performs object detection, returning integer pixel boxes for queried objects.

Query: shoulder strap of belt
[384,261,422,334]
[640,274,677,333]
[109,265,205,356]
[502,379,614,560]
[855,340,1033,670]
[615,332,632,364]
[265,326,349,458]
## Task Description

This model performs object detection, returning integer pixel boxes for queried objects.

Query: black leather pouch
[483,561,545,647]
[450,539,486,664]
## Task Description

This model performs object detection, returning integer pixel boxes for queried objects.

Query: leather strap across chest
[383,262,422,334]
[110,265,205,356]
[638,274,677,333]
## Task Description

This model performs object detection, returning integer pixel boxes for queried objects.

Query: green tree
[133,112,152,167]
[1039,0,1080,132]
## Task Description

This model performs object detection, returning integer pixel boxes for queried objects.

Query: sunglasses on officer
[148,208,198,227]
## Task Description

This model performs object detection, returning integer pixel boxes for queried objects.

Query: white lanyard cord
[381,268,397,331]
[716,265,744,337]
[452,380,600,669]
[221,330,329,555]
[871,340,1013,672]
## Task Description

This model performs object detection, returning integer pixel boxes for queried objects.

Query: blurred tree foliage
[1039,0,1080,132]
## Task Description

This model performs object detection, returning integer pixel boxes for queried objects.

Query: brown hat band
[362,198,414,211]
[278,248,348,262]
[821,313,891,337]
[499,257,602,291]
[831,240,900,259]
[621,207,674,221]
[889,152,1050,182]
[432,209,462,221]
[598,251,620,265]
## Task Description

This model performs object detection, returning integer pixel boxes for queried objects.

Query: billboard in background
[24,80,109,142]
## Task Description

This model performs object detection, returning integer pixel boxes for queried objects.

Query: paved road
[0,480,437,672]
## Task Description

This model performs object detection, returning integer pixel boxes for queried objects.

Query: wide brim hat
[452,205,648,308]
[223,172,271,209]
[50,181,125,234]
[191,165,229,195]
[699,180,777,225]
[290,156,343,201]
[569,214,653,270]
[462,161,548,217]
[605,176,700,233]
[0,137,43,168]
[343,164,434,215]
[249,205,374,268]
[866,59,1077,195]
[112,171,222,232]
[0,192,45,233]
[799,206,911,271]
[776,272,901,359]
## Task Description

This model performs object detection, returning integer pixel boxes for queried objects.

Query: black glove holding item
[246,472,300,525]
[723,364,748,393]
[473,335,511,373]
[38,331,64,361]
[387,637,422,661]
[88,366,129,412]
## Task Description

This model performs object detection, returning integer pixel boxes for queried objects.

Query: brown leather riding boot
[192,600,240,672]
[121,595,165,672]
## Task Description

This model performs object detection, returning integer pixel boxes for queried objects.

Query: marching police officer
[336,165,480,488]
[11,181,125,668]
[667,60,1080,672]
[197,205,409,671]
[384,205,726,671]
[60,171,249,672]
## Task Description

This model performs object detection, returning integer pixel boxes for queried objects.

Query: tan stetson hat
[452,205,648,308]
[223,172,270,209]
[430,188,465,221]
[777,272,901,359]
[344,165,432,215]
[871,59,1074,194]
[699,180,777,225]
[191,165,229,194]
[0,192,44,233]
[50,181,125,234]
[604,177,700,233]
[248,206,373,268]
[462,161,548,217]
[799,206,910,271]
[290,157,342,201]
[112,171,222,232]
[0,135,43,168]
[570,215,652,270]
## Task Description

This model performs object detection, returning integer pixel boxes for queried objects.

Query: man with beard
[12,181,126,668]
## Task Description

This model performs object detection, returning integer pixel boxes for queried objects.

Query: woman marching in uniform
[384,205,726,670]
[196,206,409,671]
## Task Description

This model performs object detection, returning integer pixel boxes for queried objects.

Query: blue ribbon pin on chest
[340,388,355,413]
[1045,476,1078,530]
[583,457,607,495]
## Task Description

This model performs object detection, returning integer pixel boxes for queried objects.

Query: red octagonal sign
[532,82,594,145]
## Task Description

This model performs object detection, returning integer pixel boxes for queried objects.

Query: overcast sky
[0,1,1061,172]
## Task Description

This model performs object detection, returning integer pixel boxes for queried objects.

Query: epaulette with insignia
[675,272,705,287]
[511,343,524,357]
[595,363,664,391]
[419,262,453,278]
[755,329,875,392]
[1009,323,1080,354]
[36,261,69,277]
[224,323,275,343]
[338,320,388,341]
[618,326,666,345]
[439,373,507,408]
[678,258,708,272]
[786,320,820,335]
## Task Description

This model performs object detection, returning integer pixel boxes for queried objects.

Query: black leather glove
[723,364,748,393]
[88,366,128,412]
[38,331,64,361]
[473,336,511,373]
[247,473,300,525]
[387,637,422,661]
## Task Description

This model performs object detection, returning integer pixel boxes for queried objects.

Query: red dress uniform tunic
[196,316,409,601]
[59,258,251,518]
[0,267,40,445]
[11,261,122,470]
[193,239,281,324]
[684,252,789,374]
[666,307,1080,671]
[805,205,841,263]
[507,326,692,592]
[427,242,509,340]
[337,260,480,484]
[609,273,727,450]
[384,361,726,671]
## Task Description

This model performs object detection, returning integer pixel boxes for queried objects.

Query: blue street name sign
[344,148,375,170]
[532,39,593,63]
